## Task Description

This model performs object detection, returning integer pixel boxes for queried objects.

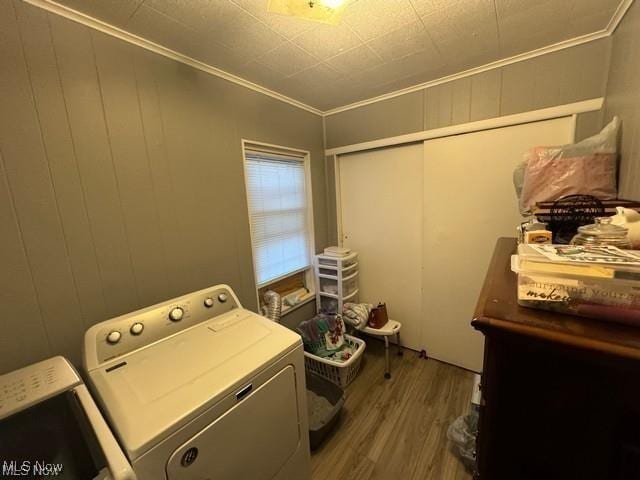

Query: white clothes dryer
[84,284,311,480]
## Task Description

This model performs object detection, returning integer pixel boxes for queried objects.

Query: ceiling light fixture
[268,0,348,25]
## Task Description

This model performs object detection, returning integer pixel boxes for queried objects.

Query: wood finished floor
[310,339,474,480]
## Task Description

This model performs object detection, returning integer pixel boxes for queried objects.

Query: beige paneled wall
[324,91,425,148]
[0,0,326,372]
[604,0,640,201]
[325,39,612,149]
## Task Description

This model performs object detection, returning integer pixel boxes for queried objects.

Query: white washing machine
[84,284,311,480]
[0,356,135,480]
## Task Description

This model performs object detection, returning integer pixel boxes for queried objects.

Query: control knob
[204,298,214,308]
[218,293,228,303]
[130,322,144,335]
[169,307,184,322]
[106,331,121,344]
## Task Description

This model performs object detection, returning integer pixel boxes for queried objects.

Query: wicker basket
[304,335,366,388]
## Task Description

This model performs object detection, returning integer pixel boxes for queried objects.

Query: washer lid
[88,309,301,460]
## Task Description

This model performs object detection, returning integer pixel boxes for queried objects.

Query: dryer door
[166,365,301,480]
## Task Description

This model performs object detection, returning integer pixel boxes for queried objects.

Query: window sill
[280,292,315,317]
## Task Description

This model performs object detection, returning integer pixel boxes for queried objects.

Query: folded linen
[342,302,372,330]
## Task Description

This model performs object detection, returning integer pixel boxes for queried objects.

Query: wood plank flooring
[310,339,475,480]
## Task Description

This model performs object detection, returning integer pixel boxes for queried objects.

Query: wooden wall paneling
[150,59,215,296]
[152,58,242,297]
[14,1,107,327]
[605,0,640,201]
[324,91,424,148]
[470,70,501,121]
[0,1,84,365]
[202,80,265,306]
[0,4,330,370]
[324,41,610,150]
[532,49,568,110]
[184,72,246,297]
[0,150,51,373]
[575,110,604,141]
[564,40,612,105]
[500,60,536,116]
[92,32,170,308]
[49,15,140,317]
[450,77,472,125]
[425,82,453,130]
[131,49,185,297]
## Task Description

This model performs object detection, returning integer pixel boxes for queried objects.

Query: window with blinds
[244,147,312,287]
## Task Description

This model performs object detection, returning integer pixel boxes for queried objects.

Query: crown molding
[324,0,634,116]
[22,0,324,116]
[323,30,610,116]
[607,0,635,33]
[23,0,634,118]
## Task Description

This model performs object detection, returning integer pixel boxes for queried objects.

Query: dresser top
[472,237,640,360]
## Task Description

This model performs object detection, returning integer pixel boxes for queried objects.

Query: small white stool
[362,319,402,379]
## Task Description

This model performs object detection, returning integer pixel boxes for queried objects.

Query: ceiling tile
[325,44,382,75]
[197,41,254,74]
[145,0,287,58]
[409,0,448,17]
[257,42,319,77]
[495,0,582,57]
[570,0,621,16]
[287,63,343,85]
[127,4,251,73]
[494,0,567,21]
[236,59,286,90]
[420,0,498,46]
[411,0,491,17]
[126,4,203,57]
[143,0,229,32]
[350,50,443,88]
[367,19,441,62]
[342,0,419,41]
[568,9,617,37]
[55,0,143,26]
[54,0,623,110]
[444,49,501,73]
[294,84,359,111]
[292,23,362,60]
[280,64,345,105]
[230,0,315,39]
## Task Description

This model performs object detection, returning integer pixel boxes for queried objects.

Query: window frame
[241,139,316,312]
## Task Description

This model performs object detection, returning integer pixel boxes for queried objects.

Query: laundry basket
[304,335,366,388]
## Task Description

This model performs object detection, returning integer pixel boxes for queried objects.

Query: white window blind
[244,150,311,286]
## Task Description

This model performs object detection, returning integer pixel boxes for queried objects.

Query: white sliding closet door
[339,144,424,350]
[422,117,575,371]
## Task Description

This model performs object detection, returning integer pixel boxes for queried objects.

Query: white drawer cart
[314,252,359,315]
[314,251,403,380]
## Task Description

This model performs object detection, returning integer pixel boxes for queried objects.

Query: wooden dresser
[472,238,640,480]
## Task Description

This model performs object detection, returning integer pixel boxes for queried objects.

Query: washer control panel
[86,285,241,367]
[0,356,80,420]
